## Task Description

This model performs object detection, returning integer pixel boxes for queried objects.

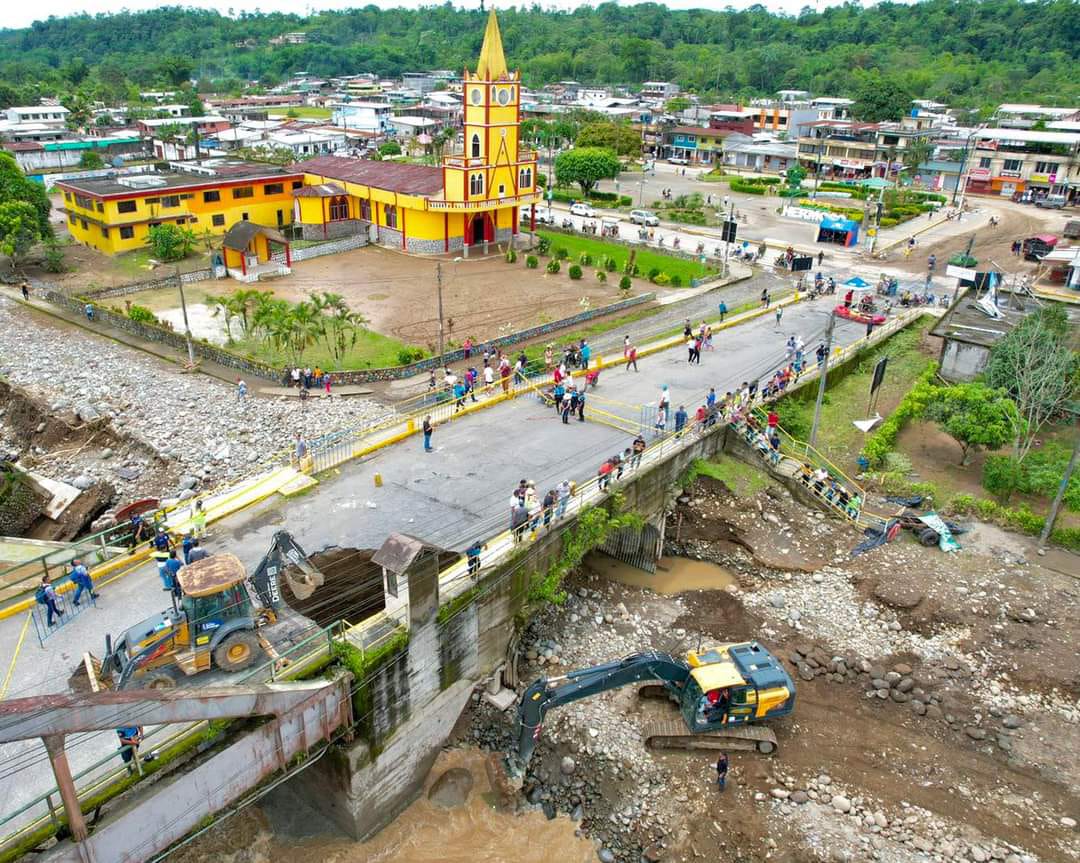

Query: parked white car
[569,202,596,218]
[520,208,555,225]
[629,209,659,226]
[668,156,689,166]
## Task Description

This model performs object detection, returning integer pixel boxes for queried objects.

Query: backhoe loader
[508,641,795,778]
[83,530,324,690]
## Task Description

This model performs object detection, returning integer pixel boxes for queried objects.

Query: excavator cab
[683,642,795,730]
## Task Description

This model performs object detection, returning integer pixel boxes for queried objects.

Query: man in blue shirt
[164,550,183,597]
[674,405,688,436]
[70,559,99,606]
[580,340,592,368]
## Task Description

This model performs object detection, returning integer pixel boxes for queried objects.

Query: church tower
[443,10,538,248]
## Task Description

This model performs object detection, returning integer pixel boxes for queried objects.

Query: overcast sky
[4,1,908,32]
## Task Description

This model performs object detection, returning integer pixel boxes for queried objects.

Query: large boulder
[427,767,474,808]
[872,579,924,610]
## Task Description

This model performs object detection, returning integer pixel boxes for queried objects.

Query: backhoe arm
[510,651,688,774]
[249,530,325,608]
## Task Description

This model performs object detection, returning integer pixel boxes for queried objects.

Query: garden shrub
[654,273,671,286]
[536,237,550,255]
[568,264,583,280]
[525,255,539,269]
[647,267,661,280]
[395,345,427,365]
[579,252,592,266]
[555,247,569,260]
[128,304,156,323]
[878,217,899,228]
[546,259,561,274]
[505,248,517,263]
[670,274,683,287]
[595,270,607,282]
[982,454,1023,502]
[604,256,617,272]
[618,275,632,291]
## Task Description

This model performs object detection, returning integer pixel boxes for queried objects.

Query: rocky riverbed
[461,470,1080,863]
[0,295,391,511]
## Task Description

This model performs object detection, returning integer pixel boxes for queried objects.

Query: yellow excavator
[84,531,323,690]
[508,641,795,777]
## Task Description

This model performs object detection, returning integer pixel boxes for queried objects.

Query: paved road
[0,255,937,827]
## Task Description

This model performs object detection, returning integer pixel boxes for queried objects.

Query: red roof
[3,142,44,152]
[298,155,444,196]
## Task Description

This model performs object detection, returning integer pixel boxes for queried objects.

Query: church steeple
[475,9,508,80]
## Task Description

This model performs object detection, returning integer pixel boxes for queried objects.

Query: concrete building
[264,129,345,157]
[330,102,392,135]
[57,161,304,255]
[640,82,680,101]
[721,135,798,175]
[662,126,731,165]
[136,116,232,138]
[962,127,1080,201]
[3,135,147,173]
[992,104,1080,130]
[796,115,938,181]
[5,105,70,128]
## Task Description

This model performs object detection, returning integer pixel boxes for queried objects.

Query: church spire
[475,9,508,80]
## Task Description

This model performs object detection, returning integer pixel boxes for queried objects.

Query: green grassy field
[225,327,413,371]
[276,106,333,120]
[537,230,717,284]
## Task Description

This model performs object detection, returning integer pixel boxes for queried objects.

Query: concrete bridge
[0,289,931,861]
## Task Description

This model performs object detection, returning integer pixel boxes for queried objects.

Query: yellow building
[292,10,541,254]
[57,164,303,256]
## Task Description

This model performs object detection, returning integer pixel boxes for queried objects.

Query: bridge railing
[0,621,339,854]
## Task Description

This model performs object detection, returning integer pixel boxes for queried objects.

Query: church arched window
[471,134,481,159]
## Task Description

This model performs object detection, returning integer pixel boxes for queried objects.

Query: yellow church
[293,10,541,255]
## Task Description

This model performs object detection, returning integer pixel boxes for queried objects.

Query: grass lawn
[276,106,332,120]
[688,457,770,496]
[537,230,717,284]
[228,327,414,371]
[772,317,937,470]
[110,248,213,280]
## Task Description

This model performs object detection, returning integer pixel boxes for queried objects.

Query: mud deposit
[587,552,738,594]
[170,749,592,863]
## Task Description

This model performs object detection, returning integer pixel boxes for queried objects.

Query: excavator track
[643,720,778,754]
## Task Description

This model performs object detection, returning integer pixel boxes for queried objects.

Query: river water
[586,552,737,594]
[174,749,594,863]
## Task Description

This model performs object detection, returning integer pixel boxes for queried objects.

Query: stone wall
[291,233,367,262]
[299,219,366,242]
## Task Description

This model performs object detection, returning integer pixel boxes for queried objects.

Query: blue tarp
[820,216,858,233]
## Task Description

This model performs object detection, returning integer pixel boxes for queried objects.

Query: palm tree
[902,138,934,185]
[311,292,367,365]
[284,301,323,365]
[206,293,238,342]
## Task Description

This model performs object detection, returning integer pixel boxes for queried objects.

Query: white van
[1035,194,1067,209]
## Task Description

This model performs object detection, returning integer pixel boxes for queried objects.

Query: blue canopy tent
[817,215,860,248]
[843,276,870,288]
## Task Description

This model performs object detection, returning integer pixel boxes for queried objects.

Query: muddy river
[587,552,737,594]
[174,749,593,863]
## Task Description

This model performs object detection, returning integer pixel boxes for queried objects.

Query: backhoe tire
[918,528,939,547]
[214,631,260,672]
[140,671,178,690]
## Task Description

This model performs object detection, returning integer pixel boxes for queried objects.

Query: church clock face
[496,86,512,106]
[470,88,483,106]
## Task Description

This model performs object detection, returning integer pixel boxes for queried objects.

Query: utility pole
[1038,420,1079,553]
[808,310,836,448]
[176,266,195,367]
[722,200,735,278]
[436,261,445,360]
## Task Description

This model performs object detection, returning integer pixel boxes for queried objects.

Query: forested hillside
[0,1,1076,111]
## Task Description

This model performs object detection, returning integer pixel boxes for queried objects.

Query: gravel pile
[0,296,391,502]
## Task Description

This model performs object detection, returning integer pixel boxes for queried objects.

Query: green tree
[378,141,402,157]
[851,76,913,123]
[575,122,642,158]
[79,150,105,170]
[901,138,934,178]
[158,55,194,87]
[924,382,1021,466]
[0,152,51,238]
[785,165,807,190]
[664,97,691,113]
[555,147,620,195]
[62,95,92,131]
[0,200,41,271]
[984,305,1078,461]
[146,223,197,262]
[311,291,367,365]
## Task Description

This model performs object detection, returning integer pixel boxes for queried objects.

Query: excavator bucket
[283,563,323,601]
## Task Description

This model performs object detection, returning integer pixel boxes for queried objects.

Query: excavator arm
[248,530,326,613]
[509,651,690,777]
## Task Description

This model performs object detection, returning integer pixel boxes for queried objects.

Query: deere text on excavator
[83,531,324,691]
[508,641,795,778]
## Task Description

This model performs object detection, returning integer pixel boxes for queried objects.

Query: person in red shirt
[598,459,614,491]
[767,410,779,432]
[625,345,638,372]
